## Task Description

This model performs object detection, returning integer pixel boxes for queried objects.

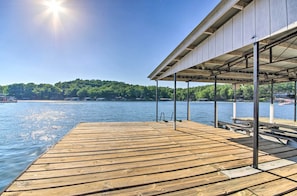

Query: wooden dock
[2,121,297,195]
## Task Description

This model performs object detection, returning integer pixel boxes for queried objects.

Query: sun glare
[45,0,63,15]
[42,0,68,34]
[48,1,62,15]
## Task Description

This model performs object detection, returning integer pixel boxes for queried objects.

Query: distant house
[160,98,172,101]
[0,95,17,103]
[197,98,208,101]
[64,97,80,101]
[84,97,92,101]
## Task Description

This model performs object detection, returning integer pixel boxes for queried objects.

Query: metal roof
[148,0,297,84]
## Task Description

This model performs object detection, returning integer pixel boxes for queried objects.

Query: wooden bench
[218,121,252,135]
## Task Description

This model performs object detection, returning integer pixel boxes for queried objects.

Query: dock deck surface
[2,121,297,195]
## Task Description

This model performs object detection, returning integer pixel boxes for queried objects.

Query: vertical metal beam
[156,80,159,122]
[233,84,237,122]
[294,81,297,122]
[187,81,190,121]
[269,47,273,63]
[173,73,177,130]
[253,41,260,169]
[270,80,274,123]
[214,76,218,128]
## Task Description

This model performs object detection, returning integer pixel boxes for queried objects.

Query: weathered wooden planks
[2,121,297,195]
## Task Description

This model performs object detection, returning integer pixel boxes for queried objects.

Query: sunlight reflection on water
[21,109,66,143]
[0,102,77,192]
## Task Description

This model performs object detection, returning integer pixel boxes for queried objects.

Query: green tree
[218,85,232,100]
[241,85,253,100]
[77,88,89,99]
[7,83,25,99]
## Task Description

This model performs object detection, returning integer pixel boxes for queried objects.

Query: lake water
[0,100,295,192]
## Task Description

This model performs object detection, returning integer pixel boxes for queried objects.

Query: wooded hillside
[0,79,296,101]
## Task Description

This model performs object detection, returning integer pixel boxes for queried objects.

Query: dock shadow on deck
[2,121,297,195]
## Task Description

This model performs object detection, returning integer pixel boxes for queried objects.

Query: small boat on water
[277,98,294,106]
[275,96,295,106]
[0,95,17,103]
[159,98,172,101]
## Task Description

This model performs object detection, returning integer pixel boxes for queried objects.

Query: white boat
[0,96,17,103]
[277,98,294,106]
[159,98,172,101]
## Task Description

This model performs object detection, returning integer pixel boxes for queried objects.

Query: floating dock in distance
[2,121,297,195]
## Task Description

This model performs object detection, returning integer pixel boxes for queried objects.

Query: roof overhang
[148,0,297,85]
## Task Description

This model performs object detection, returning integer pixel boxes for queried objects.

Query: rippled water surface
[0,100,294,192]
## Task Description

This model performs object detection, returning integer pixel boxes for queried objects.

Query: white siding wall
[287,0,297,28]
[197,46,203,64]
[233,12,243,49]
[208,34,216,59]
[202,38,209,61]
[224,19,233,53]
[215,27,224,56]
[255,0,270,39]
[270,0,287,34]
[162,0,297,78]
[243,1,255,45]
[176,51,192,71]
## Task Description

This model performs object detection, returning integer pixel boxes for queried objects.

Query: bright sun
[45,0,63,15]
[42,0,68,33]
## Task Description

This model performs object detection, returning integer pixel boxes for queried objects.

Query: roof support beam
[260,31,297,50]
[232,0,250,10]
[232,4,244,10]
[204,27,217,35]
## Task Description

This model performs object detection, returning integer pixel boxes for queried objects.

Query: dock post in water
[214,75,218,128]
[270,80,274,123]
[173,73,177,130]
[233,84,237,122]
[156,80,159,122]
[187,81,190,121]
[294,81,297,122]
[253,41,260,169]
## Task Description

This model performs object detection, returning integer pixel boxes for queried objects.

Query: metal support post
[233,84,237,122]
[270,80,274,123]
[294,81,297,122]
[214,76,218,128]
[253,41,260,169]
[187,81,190,121]
[173,73,177,130]
[156,80,159,122]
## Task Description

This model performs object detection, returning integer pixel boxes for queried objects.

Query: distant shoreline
[16,99,257,103]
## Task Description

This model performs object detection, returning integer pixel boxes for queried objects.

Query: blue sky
[0,0,220,86]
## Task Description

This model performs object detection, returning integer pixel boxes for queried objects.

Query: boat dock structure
[149,0,297,169]
[2,121,297,195]
[3,0,297,195]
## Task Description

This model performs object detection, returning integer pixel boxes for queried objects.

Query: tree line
[0,79,296,101]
